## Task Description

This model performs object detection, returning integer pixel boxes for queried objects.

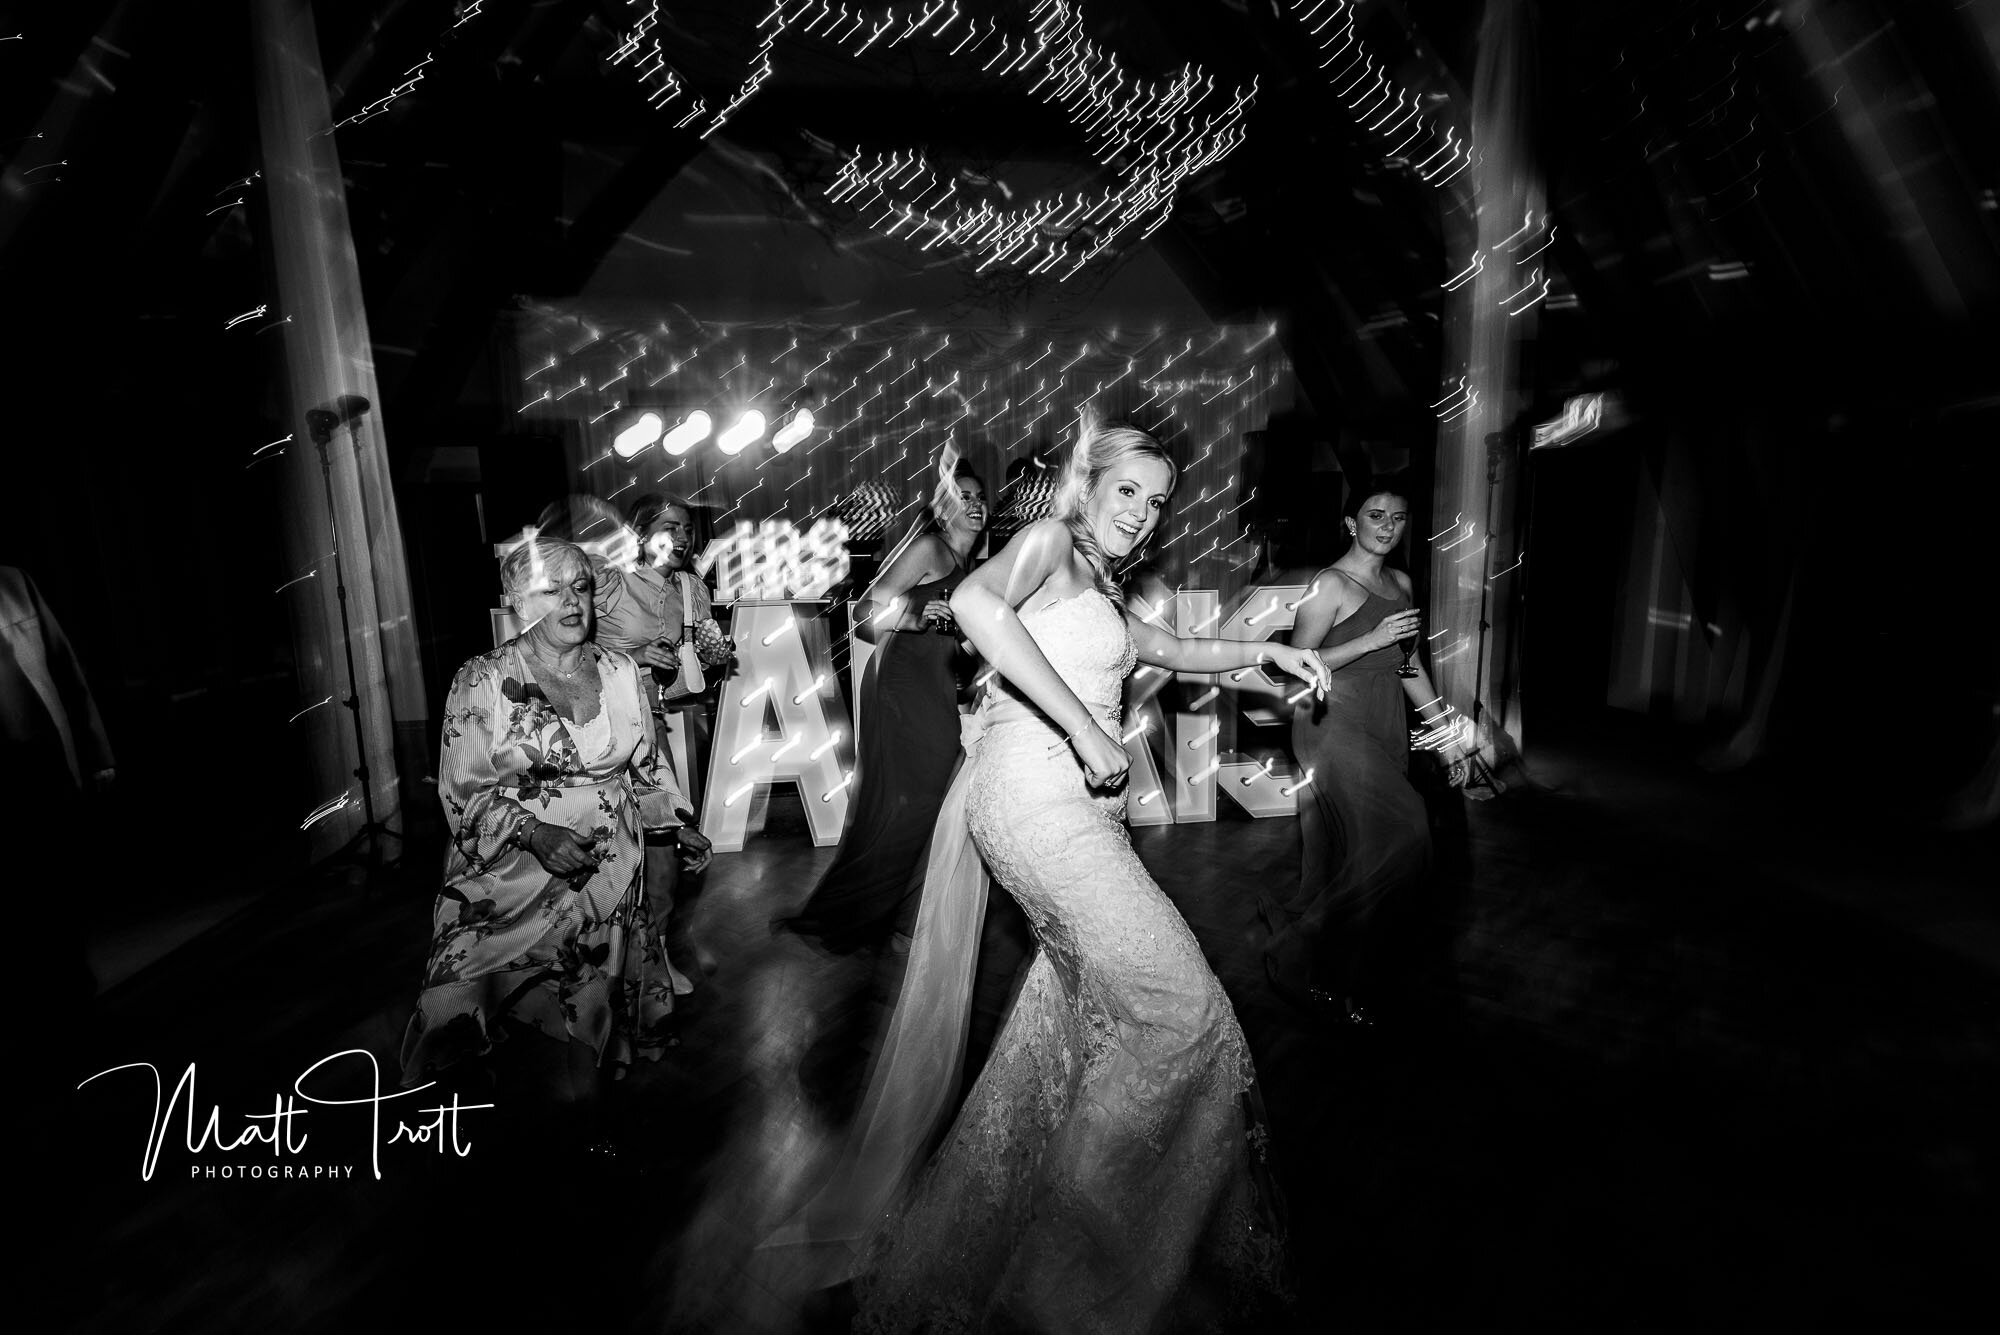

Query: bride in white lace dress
[846,416,1330,1333]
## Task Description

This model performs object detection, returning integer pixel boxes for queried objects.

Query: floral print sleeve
[436,655,534,872]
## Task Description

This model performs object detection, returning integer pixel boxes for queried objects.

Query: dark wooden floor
[36,716,1998,1334]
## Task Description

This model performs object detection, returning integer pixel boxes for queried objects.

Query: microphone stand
[306,405,400,873]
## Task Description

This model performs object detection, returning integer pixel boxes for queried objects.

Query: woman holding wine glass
[1261,487,1471,1025]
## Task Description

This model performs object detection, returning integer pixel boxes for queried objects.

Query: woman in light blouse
[402,538,710,1104]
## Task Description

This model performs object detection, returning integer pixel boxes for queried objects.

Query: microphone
[305,393,372,437]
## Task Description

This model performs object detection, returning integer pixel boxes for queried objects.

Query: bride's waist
[980,695,1121,737]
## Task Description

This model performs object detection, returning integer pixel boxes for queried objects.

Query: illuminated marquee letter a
[700,602,856,852]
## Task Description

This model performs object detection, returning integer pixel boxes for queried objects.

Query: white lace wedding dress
[854,588,1288,1333]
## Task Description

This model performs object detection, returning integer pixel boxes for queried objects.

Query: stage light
[612,411,665,459]
[771,407,814,452]
[662,410,712,455]
[717,409,767,456]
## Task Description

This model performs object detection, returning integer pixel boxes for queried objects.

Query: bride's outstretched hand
[1266,643,1333,695]
[1070,722,1130,790]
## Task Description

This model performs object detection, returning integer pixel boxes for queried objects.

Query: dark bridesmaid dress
[780,563,968,953]
[1263,581,1432,1007]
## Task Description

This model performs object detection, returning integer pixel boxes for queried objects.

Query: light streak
[1239,757,1279,785]
[1495,209,1537,251]
[1280,767,1315,798]
[739,676,775,708]
[299,792,354,831]
[791,673,828,705]
[1243,594,1282,626]
[725,780,756,807]
[1187,687,1219,711]
[1442,254,1485,292]
[731,739,764,765]
[1506,275,1551,316]
[820,772,855,801]
[761,614,797,646]
[1517,225,1557,263]
[329,53,436,132]
[809,731,843,761]
[288,696,333,724]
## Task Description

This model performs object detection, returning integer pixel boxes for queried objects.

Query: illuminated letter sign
[1122,687,1173,828]
[1172,584,1310,819]
[698,517,851,601]
[845,601,878,739]
[701,601,855,851]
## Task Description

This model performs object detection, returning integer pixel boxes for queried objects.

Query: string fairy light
[816,0,1257,277]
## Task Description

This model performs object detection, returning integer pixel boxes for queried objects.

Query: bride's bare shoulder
[970,521,1099,611]
[1002,517,1076,554]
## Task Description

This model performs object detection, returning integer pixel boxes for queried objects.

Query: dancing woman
[834,415,1328,1332]
[402,538,711,1097]
[778,461,987,953]
[1262,487,1470,1024]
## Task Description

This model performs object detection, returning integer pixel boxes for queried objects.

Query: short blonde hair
[497,533,588,600]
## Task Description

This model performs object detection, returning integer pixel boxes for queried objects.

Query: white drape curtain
[1431,0,1541,763]
[252,0,428,859]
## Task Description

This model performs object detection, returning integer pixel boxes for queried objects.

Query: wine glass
[1395,614,1420,679]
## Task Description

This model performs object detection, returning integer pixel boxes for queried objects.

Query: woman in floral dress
[400,537,710,1095]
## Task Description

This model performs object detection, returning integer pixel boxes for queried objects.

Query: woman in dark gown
[778,462,988,953]
[1262,488,1471,1023]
